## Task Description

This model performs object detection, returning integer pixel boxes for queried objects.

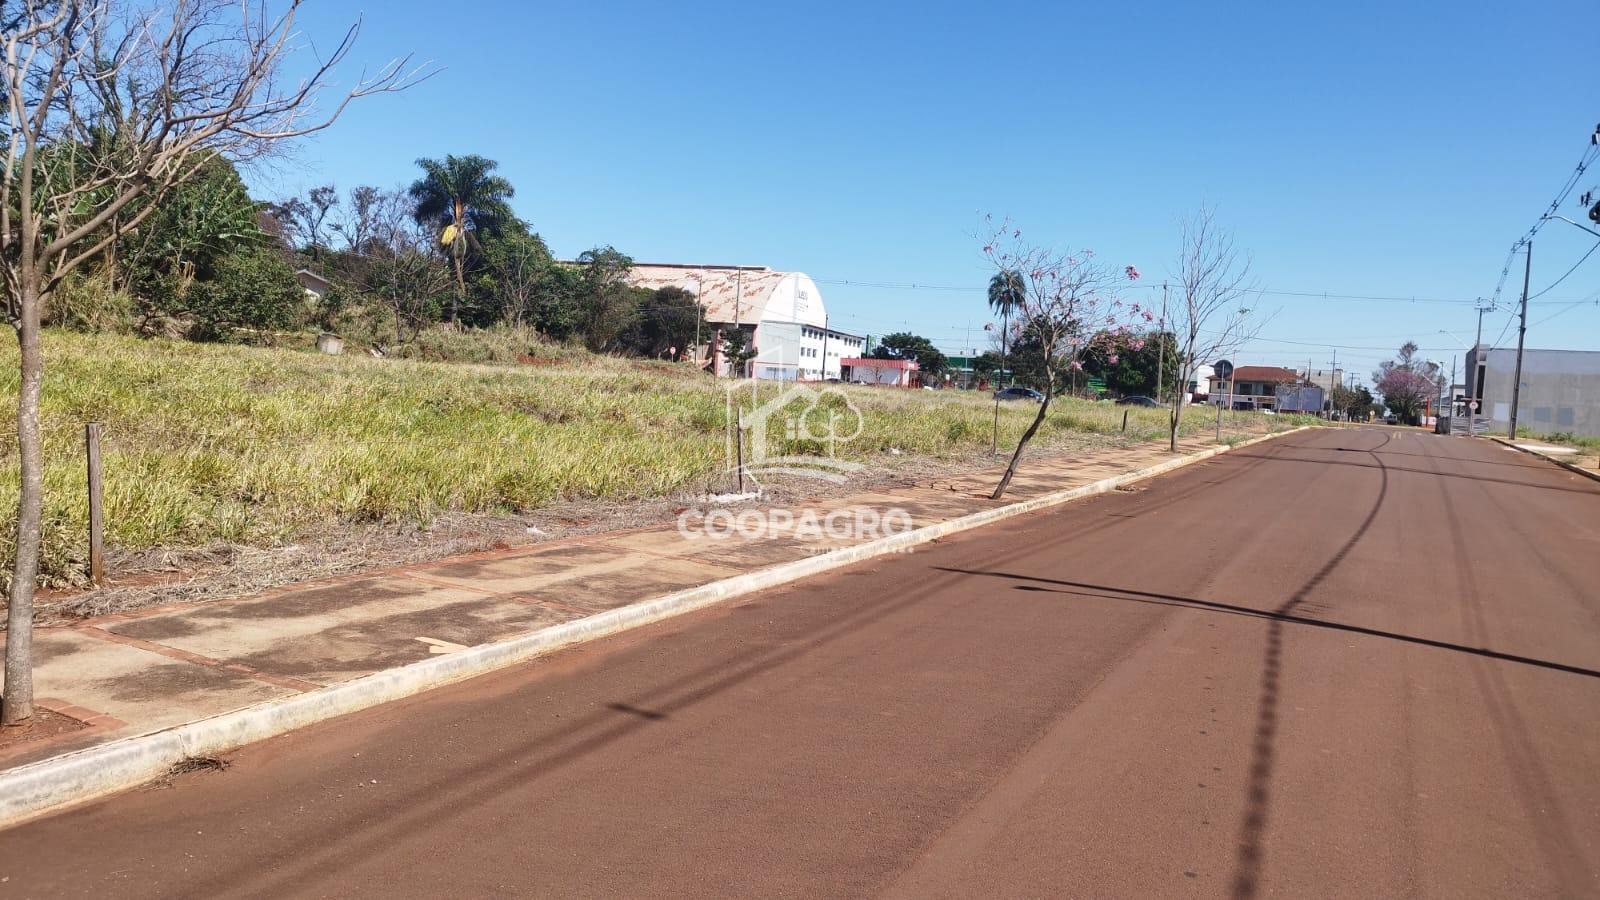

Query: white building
[625,263,863,380]
[1464,346,1600,437]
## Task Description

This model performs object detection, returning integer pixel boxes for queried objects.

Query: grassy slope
[1,330,1303,587]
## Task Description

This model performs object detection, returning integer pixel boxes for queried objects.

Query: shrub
[183,246,303,342]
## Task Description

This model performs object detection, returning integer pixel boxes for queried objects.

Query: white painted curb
[1491,436,1600,484]
[0,426,1309,828]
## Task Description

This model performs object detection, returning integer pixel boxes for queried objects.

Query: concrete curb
[1491,437,1600,484]
[0,426,1309,829]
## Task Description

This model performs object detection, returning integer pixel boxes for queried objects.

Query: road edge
[0,426,1310,830]
[1491,437,1600,484]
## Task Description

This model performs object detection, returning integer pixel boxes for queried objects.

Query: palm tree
[987,269,1025,387]
[408,154,516,322]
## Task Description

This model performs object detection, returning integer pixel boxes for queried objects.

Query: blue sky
[249,1,1600,386]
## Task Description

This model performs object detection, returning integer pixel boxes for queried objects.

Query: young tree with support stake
[980,218,1142,499]
[1164,209,1260,453]
[1,0,426,726]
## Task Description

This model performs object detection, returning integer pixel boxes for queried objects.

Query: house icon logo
[725,382,866,487]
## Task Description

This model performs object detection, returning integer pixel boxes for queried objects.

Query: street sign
[1214,359,1234,381]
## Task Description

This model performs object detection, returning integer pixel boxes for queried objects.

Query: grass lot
[1,330,1312,588]
[1516,428,1600,470]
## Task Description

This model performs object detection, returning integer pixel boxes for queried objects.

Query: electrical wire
[1527,240,1600,300]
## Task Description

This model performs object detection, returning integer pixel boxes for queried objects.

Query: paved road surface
[3,428,1597,898]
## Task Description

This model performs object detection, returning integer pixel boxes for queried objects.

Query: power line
[1527,240,1600,300]
[1489,131,1600,306]
[1528,298,1600,329]
[819,277,1588,306]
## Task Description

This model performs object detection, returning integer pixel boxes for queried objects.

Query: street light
[1436,331,1473,436]
[1541,214,1600,239]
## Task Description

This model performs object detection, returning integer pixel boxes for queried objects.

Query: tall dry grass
[1,330,1297,586]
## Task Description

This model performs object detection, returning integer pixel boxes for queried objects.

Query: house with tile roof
[1209,365,1303,411]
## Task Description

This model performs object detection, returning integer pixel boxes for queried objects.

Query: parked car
[1115,395,1161,408]
[993,387,1045,402]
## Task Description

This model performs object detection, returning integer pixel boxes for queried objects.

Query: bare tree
[981,218,1141,499]
[364,189,452,345]
[1,0,427,725]
[1165,209,1261,452]
[268,184,339,258]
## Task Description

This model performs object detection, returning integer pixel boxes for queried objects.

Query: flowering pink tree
[1374,342,1442,425]
[982,218,1143,499]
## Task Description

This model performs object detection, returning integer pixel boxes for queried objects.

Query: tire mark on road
[1416,435,1593,891]
[1229,428,1391,899]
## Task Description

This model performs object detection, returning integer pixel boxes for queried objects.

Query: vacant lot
[1,330,1306,591]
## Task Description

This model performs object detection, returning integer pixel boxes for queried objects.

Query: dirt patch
[0,708,87,758]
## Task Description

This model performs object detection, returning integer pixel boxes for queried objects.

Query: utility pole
[1508,241,1531,438]
[1468,297,1491,436]
[693,271,704,370]
[1328,350,1338,420]
[820,313,830,382]
[1448,356,1457,427]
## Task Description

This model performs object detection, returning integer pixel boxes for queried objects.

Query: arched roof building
[625,263,861,380]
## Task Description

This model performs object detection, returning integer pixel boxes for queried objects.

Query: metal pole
[1509,242,1531,438]
[86,422,105,585]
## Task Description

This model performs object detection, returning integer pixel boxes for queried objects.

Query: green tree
[869,331,948,375]
[182,245,303,341]
[1083,330,1179,397]
[1332,383,1375,421]
[408,154,516,323]
[720,328,758,377]
[619,286,701,358]
[475,226,555,328]
[123,156,266,324]
[573,246,638,351]
[987,269,1025,385]
[971,350,1003,379]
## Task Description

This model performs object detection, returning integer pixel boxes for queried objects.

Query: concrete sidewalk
[0,430,1274,775]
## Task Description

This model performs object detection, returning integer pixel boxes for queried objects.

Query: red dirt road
[2,427,1597,897]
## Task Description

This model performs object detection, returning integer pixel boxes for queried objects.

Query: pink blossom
[1130,340,1145,351]
[1107,354,1120,365]
[1142,310,1155,321]
[1070,360,1084,371]
[1125,265,1141,280]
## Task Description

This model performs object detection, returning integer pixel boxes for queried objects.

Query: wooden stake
[735,410,745,493]
[86,422,104,585]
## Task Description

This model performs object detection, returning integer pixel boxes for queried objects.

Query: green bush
[182,246,303,342]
